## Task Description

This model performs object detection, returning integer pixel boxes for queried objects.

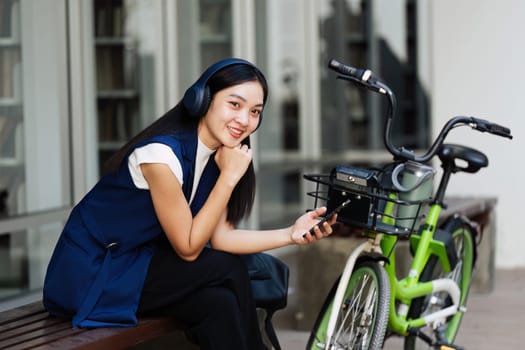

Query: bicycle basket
[303,165,432,235]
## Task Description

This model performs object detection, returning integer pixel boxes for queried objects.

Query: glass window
[0,0,24,217]
[0,0,71,216]
[199,0,232,68]
[319,0,374,152]
[253,0,304,229]
[0,220,64,302]
[176,0,233,93]
[319,0,429,154]
[0,0,71,303]
[93,0,165,174]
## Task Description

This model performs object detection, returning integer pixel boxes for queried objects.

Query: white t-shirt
[128,139,215,203]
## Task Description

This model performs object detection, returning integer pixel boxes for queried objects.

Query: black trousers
[137,242,265,350]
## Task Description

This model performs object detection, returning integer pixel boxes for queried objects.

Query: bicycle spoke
[307,261,389,350]
[331,273,378,349]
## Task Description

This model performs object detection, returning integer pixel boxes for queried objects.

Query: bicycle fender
[357,252,390,265]
[440,214,479,238]
[440,214,479,266]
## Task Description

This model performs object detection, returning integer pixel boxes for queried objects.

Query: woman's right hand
[215,144,253,187]
[290,207,336,244]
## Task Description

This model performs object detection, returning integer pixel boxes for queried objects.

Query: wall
[430,0,524,267]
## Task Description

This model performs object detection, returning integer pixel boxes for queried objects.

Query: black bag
[242,253,289,350]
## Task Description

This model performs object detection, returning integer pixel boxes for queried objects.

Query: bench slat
[0,302,47,326]
[0,318,74,349]
[30,318,182,350]
[0,312,50,334]
[0,302,189,350]
[0,315,68,341]
[2,325,85,350]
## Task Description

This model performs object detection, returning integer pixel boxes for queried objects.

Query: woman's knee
[202,249,250,283]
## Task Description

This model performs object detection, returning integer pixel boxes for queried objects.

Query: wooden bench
[0,301,198,350]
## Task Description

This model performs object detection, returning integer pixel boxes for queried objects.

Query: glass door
[252,0,306,229]
[319,0,429,156]
[93,0,167,174]
[92,0,234,175]
[0,0,23,218]
[0,0,25,301]
[0,0,71,305]
[199,0,232,67]
[175,0,233,93]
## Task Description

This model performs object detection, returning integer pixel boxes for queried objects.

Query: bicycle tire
[307,260,390,350]
[404,221,475,350]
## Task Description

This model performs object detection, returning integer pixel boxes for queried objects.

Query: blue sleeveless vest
[43,129,219,328]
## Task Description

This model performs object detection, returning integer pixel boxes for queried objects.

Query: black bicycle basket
[303,164,432,235]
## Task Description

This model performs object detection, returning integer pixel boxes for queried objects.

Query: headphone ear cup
[183,84,213,118]
[198,86,212,117]
[182,84,204,117]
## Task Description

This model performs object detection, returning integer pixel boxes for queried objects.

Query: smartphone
[303,199,351,238]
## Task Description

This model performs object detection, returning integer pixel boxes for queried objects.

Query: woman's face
[198,81,264,149]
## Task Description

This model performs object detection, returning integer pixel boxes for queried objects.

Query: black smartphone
[303,199,351,238]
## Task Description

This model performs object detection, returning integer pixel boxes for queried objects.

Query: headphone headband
[183,58,256,118]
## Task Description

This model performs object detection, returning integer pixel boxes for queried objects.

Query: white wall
[430,1,524,267]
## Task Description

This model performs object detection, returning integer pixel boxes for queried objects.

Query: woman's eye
[251,109,262,116]
[229,101,240,108]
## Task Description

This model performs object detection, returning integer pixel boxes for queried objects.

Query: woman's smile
[227,125,245,138]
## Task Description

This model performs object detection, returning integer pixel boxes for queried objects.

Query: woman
[43,58,335,349]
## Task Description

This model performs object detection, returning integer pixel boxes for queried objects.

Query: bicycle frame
[382,202,463,334]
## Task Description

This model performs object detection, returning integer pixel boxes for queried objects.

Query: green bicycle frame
[379,200,455,334]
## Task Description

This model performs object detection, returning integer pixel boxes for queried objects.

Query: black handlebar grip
[489,123,513,139]
[328,58,372,82]
[471,117,513,139]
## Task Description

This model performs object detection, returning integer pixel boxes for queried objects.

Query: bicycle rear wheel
[307,260,390,350]
[404,221,475,350]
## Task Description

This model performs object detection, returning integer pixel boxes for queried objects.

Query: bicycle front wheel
[404,221,475,350]
[307,260,390,350]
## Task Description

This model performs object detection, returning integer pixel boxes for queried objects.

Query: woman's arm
[141,163,235,261]
[210,207,336,254]
[141,144,252,261]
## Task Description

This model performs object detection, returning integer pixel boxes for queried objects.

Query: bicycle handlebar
[328,58,513,162]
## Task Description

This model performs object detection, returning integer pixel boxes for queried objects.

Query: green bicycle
[305,59,513,350]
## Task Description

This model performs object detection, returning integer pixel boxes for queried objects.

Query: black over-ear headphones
[182,58,257,118]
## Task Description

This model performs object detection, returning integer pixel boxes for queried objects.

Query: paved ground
[277,268,525,350]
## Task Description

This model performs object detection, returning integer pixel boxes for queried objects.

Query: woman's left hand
[290,207,336,244]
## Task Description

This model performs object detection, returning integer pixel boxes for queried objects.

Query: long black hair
[104,62,268,225]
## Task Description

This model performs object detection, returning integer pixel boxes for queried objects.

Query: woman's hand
[215,144,253,187]
[290,207,336,244]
